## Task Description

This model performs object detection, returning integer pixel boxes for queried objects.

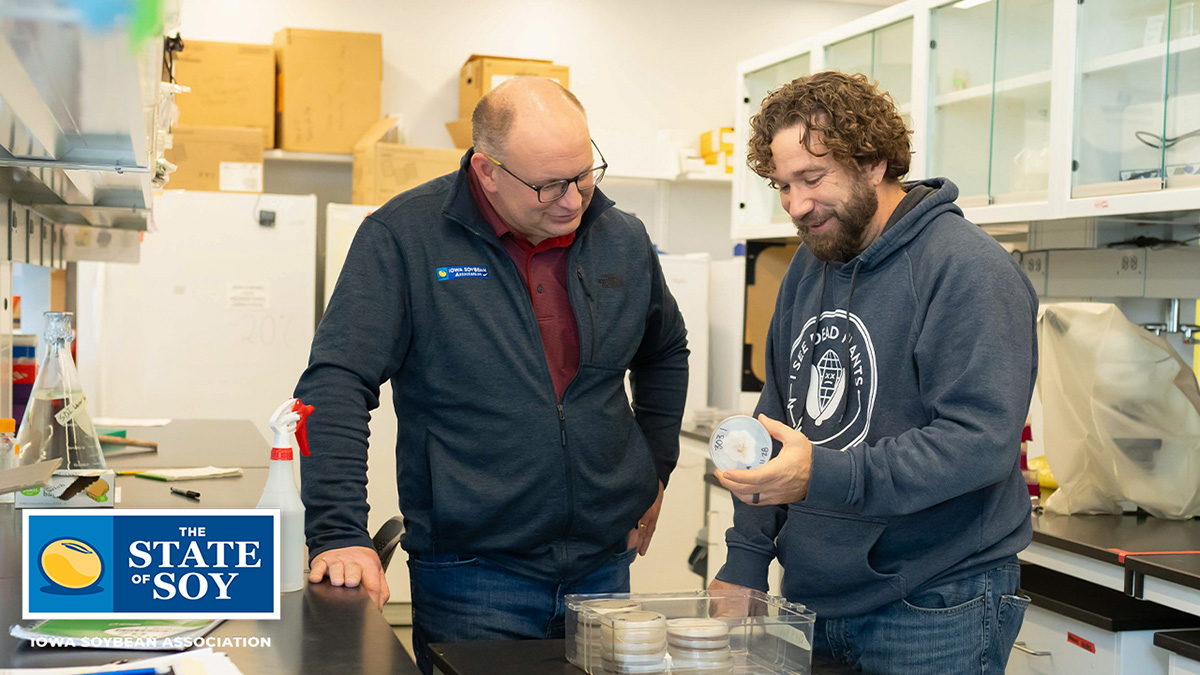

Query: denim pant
[812,559,1029,674]
[408,547,637,675]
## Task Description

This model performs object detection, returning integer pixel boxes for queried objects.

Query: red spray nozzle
[292,399,315,457]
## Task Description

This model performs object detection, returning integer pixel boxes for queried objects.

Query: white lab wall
[75,192,317,443]
[178,0,877,160]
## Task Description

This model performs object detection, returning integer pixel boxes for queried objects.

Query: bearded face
[791,166,879,263]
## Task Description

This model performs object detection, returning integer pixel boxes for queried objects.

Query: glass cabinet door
[742,54,812,226]
[875,19,914,113]
[989,0,1053,203]
[929,0,999,205]
[1164,0,1200,188]
[1072,0,1173,197]
[826,21,914,114]
[826,33,873,79]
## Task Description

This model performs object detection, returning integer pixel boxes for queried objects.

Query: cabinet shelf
[1082,33,1200,76]
[934,70,1052,107]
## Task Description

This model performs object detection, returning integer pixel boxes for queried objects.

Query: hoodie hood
[854,177,960,272]
[792,177,960,430]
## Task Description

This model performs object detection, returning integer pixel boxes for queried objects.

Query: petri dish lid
[709,415,772,472]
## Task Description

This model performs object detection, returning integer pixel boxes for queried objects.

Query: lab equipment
[1037,303,1200,519]
[709,415,772,472]
[16,312,106,470]
[258,398,313,592]
[567,590,815,674]
[0,418,15,503]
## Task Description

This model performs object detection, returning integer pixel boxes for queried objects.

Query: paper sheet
[0,648,243,674]
[0,459,62,495]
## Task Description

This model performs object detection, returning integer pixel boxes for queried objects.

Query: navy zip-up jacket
[717,178,1037,617]
[295,152,689,581]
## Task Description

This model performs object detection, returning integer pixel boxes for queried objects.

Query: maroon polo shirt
[467,166,580,402]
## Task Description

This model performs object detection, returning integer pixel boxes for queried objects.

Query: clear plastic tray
[565,590,815,674]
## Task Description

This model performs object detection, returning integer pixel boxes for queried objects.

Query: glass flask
[16,312,106,469]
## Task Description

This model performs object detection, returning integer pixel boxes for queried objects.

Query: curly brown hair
[747,71,912,182]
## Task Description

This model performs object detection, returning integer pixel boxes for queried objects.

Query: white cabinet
[1009,604,1171,675]
[732,0,1200,240]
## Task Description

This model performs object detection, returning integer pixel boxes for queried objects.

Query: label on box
[219,162,263,193]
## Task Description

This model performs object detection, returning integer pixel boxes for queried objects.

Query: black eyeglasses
[484,140,607,203]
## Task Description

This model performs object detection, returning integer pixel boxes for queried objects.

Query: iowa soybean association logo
[23,510,279,619]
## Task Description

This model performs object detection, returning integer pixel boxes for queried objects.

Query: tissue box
[15,470,115,508]
[565,590,814,674]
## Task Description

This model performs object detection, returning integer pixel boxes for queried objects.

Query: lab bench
[697,433,1200,673]
[0,419,419,675]
[427,638,858,675]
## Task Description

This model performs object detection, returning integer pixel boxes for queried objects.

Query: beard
[792,171,878,263]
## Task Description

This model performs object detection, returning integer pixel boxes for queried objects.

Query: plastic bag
[1037,303,1200,519]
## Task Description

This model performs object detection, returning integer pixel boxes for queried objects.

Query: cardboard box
[15,469,116,508]
[172,40,276,148]
[274,28,382,154]
[700,127,735,156]
[353,118,463,205]
[445,118,472,149]
[458,54,569,119]
[164,125,264,192]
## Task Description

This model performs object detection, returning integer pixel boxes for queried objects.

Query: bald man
[293,77,689,673]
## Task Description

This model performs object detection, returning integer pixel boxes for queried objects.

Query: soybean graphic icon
[40,538,103,590]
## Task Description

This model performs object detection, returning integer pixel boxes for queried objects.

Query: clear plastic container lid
[709,415,772,472]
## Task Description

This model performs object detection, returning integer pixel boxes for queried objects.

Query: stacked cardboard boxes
[700,127,735,174]
[446,54,570,149]
[274,28,383,154]
[172,40,276,148]
[353,118,463,205]
[164,125,263,193]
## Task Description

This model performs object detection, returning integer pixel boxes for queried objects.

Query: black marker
[170,487,201,501]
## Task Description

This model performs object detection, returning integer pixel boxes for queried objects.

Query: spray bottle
[259,398,313,592]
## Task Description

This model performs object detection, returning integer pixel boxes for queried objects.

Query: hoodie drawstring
[834,261,862,425]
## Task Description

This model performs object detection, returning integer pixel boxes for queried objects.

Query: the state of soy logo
[23,510,279,619]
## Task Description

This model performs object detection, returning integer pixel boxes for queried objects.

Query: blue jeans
[408,547,636,675]
[812,560,1029,674]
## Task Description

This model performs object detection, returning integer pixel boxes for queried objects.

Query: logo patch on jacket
[787,310,877,451]
[436,266,488,281]
[598,273,624,289]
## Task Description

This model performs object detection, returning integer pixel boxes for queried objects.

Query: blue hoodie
[716,178,1037,618]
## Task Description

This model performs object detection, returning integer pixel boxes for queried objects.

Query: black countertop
[1154,629,1200,663]
[1127,553,1200,592]
[429,639,858,675]
[1030,511,1200,566]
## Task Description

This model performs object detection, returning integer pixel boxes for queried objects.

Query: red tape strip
[1107,548,1200,564]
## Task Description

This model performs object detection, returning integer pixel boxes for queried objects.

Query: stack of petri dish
[600,610,668,674]
[575,599,642,673]
[665,618,733,673]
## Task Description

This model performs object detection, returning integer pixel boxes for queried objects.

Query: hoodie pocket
[778,505,893,598]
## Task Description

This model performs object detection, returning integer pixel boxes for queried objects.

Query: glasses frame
[484,139,608,203]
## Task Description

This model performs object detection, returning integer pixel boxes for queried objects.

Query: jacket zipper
[558,403,574,547]
[452,216,580,555]
[576,266,598,361]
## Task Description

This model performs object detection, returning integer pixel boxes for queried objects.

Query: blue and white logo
[787,310,877,451]
[436,265,488,281]
[23,510,279,619]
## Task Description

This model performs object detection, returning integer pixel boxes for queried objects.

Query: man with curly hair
[710,71,1038,673]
